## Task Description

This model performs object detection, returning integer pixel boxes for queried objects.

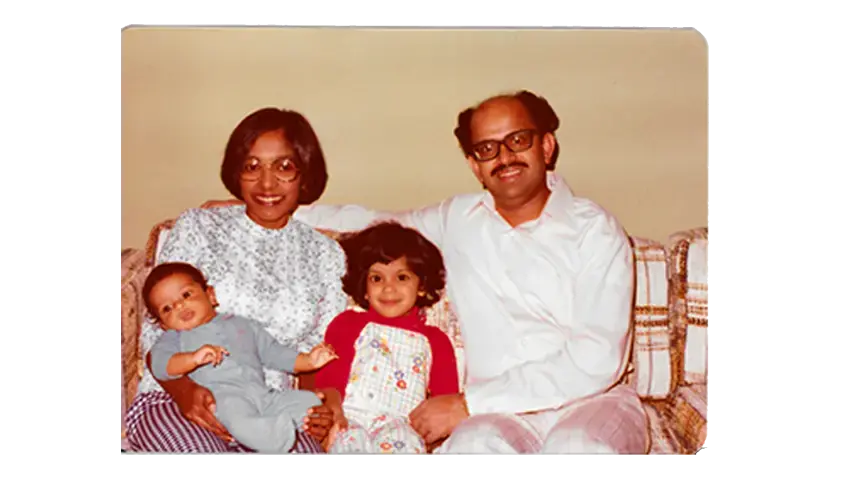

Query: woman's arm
[298,372,317,391]
[145,352,233,442]
[298,239,349,352]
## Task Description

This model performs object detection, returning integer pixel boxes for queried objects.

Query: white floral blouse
[136,205,348,395]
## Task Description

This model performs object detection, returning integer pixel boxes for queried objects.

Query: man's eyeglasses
[240,157,300,183]
[470,129,538,162]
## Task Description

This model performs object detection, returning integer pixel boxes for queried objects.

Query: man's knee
[542,386,651,454]
[438,414,537,454]
[542,412,651,454]
[541,427,620,454]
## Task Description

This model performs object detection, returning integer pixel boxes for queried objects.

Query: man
[223,90,650,453]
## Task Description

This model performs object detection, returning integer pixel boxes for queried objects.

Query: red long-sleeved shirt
[315,307,460,400]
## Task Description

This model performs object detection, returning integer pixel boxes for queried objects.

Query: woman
[125,107,348,453]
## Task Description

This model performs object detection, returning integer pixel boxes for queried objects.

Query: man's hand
[409,393,470,444]
[192,344,229,367]
[426,437,447,453]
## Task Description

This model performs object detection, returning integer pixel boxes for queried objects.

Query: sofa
[120,206,708,454]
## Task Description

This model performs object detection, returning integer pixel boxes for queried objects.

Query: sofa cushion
[668,228,709,385]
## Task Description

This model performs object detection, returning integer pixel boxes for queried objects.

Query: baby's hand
[307,343,338,369]
[193,344,229,367]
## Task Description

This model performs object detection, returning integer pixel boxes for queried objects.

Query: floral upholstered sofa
[120,206,708,454]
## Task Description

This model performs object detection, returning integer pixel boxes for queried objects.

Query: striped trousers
[125,392,324,453]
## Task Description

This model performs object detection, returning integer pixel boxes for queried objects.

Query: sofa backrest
[144,210,679,400]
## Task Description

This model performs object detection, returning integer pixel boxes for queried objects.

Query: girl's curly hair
[339,221,446,311]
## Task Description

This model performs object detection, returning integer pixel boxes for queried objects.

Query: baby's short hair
[142,262,210,323]
[340,221,446,311]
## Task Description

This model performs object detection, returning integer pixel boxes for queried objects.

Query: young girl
[143,262,338,454]
[315,221,460,454]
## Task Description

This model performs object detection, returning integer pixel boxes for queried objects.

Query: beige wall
[122,27,707,249]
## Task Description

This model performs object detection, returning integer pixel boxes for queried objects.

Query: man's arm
[463,216,635,415]
[293,200,451,249]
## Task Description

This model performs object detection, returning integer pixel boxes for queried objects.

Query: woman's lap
[126,391,323,453]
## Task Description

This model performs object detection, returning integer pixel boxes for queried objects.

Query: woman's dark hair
[453,90,561,171]
[220,107,329,204]
[142,262,210,323]
[340,221,446,312]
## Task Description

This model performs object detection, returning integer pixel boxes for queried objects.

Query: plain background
[121,27,707,249]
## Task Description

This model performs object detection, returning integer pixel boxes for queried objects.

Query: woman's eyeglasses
[470,129,538,162]
[240,157,300,183]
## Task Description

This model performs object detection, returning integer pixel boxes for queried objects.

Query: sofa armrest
[121,248,151,440]
[667,228,708,386]
[665,383,707,453]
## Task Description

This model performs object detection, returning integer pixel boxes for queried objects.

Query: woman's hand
[149,352,234,442]
[171,378,234,443]
[145,352,234,442]
[302,390,347,443]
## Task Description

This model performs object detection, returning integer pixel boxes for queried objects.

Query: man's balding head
[454,90,561,171]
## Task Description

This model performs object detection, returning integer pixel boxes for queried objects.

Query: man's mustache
[491,162,528,177]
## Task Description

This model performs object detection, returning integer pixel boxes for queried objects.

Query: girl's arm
[425,327,461,397]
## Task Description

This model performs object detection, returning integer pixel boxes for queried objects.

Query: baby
[315,221,460,453]
[144,262,337,453]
